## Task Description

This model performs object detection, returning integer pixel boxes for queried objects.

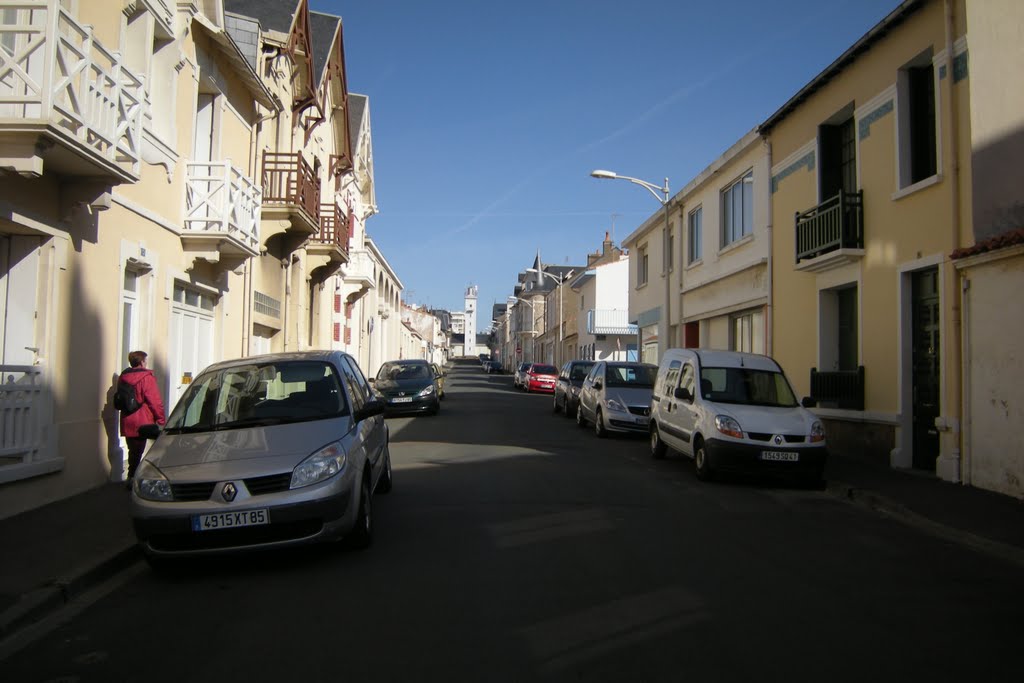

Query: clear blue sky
[312,0,900,317]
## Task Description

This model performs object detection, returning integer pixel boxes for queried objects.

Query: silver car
[576,361,658,437]
[130,351,391,564]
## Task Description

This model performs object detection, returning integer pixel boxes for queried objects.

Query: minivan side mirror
[138,423,162,440]
[673,386,692,402]
[801,396,817,408]
[593,380,603,391]
[356,397,386,421]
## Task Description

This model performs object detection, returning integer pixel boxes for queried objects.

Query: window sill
[685,259,703,271]
[636,281,649,291]
[718,233,755,256]
[891,173,942,201]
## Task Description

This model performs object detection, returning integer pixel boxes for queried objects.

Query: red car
[525,363,559,393]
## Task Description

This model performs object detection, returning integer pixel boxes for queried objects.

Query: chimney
[603,231,613,257]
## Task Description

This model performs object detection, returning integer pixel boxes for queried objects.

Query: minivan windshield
[699,366,798,407]
[164,361,348,434]
[606,364,657,387]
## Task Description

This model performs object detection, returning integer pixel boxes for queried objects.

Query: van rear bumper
[704,438,827,478]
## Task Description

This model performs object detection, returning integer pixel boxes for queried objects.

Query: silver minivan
[130,351,391,563]
[648,348,827,484]
[576,361,658,437]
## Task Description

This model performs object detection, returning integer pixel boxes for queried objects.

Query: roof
[951,228,1024,260]
[223,0,296,34]
[348,93,368,145]
[759,0,923,133]
[309,11,340,84]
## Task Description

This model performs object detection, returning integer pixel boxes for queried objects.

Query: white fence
[0,364,58,484]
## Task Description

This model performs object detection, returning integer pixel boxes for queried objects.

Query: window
[666,225,674,272]
[660,360,681,398]
[637,245,649,286]
[721,171,753,246]
[120,269,141,363]
[898,51,938,188]
[731,309,764,354]
[688,207,702,264]
[679,363,695,399]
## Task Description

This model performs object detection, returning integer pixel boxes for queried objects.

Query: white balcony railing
[185,161,262,251]
[0,365,58,484]
[0,1,144,177]
[344,249,375,285]
[587,309,637,336]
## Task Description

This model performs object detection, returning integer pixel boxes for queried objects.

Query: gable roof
[223,0,296,34]
[309,11,341,85]
[348,93,368,147]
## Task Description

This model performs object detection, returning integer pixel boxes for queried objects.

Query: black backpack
[114,377,141,414]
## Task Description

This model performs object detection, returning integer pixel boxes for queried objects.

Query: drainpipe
[764,137,774,356]
[960,276,971,485]
[944,0,963,483]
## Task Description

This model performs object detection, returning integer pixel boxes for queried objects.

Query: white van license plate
[760,451,799,462]
[193,509,269,532]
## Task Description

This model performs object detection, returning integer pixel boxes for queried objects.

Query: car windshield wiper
[210,416,290,431]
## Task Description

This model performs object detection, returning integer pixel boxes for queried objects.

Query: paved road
[1,361,1020,682]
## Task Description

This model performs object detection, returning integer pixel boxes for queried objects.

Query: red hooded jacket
[118,367,167,438]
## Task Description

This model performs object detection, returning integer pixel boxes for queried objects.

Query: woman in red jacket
[118,350,167,480]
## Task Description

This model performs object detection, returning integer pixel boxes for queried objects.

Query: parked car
[431,362,448,399]
[524,363,559,393]
[513,362,533,389]
[648,348,827,484]
[372,359,441,415]
[553,360,596,417]
[576,361,658,437]
[129,351,391,564]
[486,360,503,374]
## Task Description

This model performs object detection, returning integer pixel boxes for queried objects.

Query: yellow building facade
[761,0,972,479]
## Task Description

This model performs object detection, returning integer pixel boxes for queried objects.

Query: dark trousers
[126,437,147,479]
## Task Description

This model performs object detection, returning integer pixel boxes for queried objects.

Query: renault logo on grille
[774,435,783,446]
[222,482,237,502]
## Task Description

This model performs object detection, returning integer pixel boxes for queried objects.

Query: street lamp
[526,267,564,367]
[590,169,673,360]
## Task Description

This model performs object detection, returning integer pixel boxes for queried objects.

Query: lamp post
[590,169,673,361]
[527,267,564,367]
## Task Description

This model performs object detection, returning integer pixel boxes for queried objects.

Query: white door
[168,284,215,408]
[0,235,41,366]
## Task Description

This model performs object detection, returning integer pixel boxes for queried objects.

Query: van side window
[662,360,682,397]
[680,364,695,399]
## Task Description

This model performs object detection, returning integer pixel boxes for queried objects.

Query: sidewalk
[2,456,1023,642]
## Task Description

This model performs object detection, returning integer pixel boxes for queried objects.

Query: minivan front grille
[628,406,650,417]
[244,473,293,496]
[747,433,806,443]
[170,482,216,502]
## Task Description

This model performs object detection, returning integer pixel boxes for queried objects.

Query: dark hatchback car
[372,360,440,416]
[553,359,596,417]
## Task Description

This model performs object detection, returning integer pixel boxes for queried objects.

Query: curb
[0,543,141,640]
[825,479,1024,569]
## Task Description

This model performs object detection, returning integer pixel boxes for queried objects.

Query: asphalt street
[1,361,1020,682]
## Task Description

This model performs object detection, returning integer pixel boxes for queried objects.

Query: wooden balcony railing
[261,151,321,222]
[0,1,144,177]
[795,189,864,263]
[810,366,865,411]
[184,161,261,251]
[313,201,351,254]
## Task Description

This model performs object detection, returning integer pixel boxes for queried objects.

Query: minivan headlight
[606,398,626,413]
[810,420,826,443]
[134,460,173,501]
[714,415,744,439]
[417,384,436,397]
[291,441,347,489]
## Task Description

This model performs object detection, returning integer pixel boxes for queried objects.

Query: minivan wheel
[650,426,667,459]
[694,440,714,481]
[594,408,607,438]
[576,403,587,428]
[347,477,374,549]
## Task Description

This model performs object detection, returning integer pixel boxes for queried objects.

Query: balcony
[0,365,59,484]
[794,190,864,273]
[340,248,375,304]
[260,151,321,243]
[0,1,143,183]
[587,309,637,336]
[182,161,261,269]
[810,366,865,411]
[307,200,351,273]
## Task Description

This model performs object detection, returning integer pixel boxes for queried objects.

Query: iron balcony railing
[587,309,637,336]
[261,151,321,222]
[184,161,261,251]
[0,0,144,177]
[795,189,864,263]
[810,366,865,411]
[313,201,351,255]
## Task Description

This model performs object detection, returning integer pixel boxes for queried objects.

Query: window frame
[720,170,754,247]
[687,206,703,265]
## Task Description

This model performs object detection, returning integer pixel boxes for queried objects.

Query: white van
[648,349,827,484]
